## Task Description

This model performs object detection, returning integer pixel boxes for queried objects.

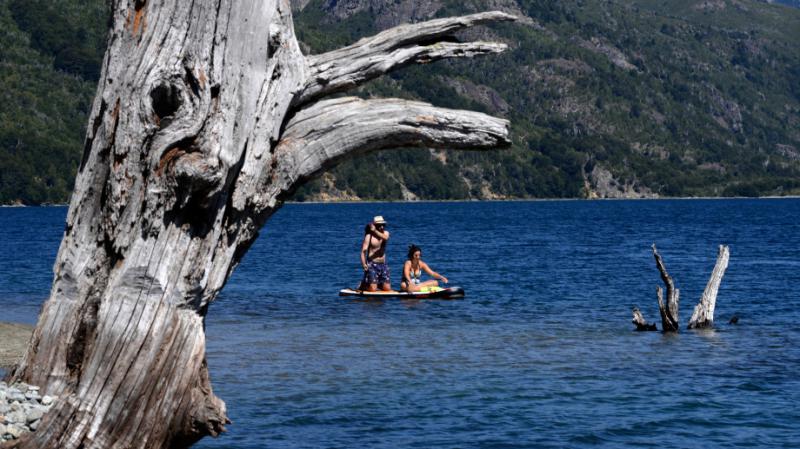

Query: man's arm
[360,235,370,270]
[368,224,389,240]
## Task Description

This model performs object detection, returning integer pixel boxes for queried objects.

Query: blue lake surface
[1,200,799,448]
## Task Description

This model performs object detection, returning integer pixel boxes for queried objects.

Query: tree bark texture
[652,244,679,332]
[688,245,730,329]
[5,2,513,448]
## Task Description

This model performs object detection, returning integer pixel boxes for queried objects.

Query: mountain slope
[292,0,800,199]
[0,0,106,204]
[0,0,798,203]
[774,0,800,8]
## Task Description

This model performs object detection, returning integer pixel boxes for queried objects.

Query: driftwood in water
[652,244,680,332]
[5,3,514,448]
[631,307,657,331]
[688,245,730,329]
[641,244,731,332]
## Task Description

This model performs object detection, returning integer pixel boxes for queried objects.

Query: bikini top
[406,263,422,284]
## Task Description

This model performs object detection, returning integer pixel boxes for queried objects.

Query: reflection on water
[1,200,799,448]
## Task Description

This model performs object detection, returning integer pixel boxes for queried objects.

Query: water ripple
[2,200,799,447]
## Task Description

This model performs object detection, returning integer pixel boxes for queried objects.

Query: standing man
[361,215,391,291]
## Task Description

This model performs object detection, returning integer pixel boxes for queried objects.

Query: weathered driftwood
[652,244,680,332]
[688,245,730,329]
[631,307,657,331]
[5,2,514,448]
[647,244,731,332]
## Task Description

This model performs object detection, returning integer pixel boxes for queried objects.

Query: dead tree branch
[653,244,680,332]
[688,245,730,329]
[295,12,517,105]
[274,97,510,192]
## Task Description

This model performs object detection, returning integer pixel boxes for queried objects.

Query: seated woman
[400,244,449,292]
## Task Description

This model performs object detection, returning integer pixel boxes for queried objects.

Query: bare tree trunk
[688,245,730,329]
[652,244,679,332]
[5,2,514,447]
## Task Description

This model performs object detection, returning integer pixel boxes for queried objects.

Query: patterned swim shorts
[363,261,390,286]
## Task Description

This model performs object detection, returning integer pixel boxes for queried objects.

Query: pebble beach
[0,381,58,441]
[0,322,49,442]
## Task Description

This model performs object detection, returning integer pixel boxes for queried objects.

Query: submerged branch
[653,244,679,332]
[688,245,730,329]
[632,307,657,331]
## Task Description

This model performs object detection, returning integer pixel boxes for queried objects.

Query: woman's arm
[402,260,411,281]
[421,261,448,284]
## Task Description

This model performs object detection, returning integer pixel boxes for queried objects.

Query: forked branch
[273,96,510,190]
[653,244,680,332]
[295,11,517,105]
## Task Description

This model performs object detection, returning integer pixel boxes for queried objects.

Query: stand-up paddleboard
[339,286,465,300]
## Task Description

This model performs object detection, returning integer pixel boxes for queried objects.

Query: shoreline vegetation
[282,195,800,204]
[2,195,800,208]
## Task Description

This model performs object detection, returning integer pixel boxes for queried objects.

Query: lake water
[1,200,799,448]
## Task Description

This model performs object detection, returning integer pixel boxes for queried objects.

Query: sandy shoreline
[0,322,33,370]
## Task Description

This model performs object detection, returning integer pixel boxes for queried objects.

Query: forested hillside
[0,0,105,204]
[1,0,799,204]
[291,0,800,200]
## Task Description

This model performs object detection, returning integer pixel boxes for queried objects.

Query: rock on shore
[1,381,58,441]
[1,323,56,441]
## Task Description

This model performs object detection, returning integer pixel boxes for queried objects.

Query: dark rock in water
[632,307,658,331]
[635,322,658,331]
[729,315,739,324]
